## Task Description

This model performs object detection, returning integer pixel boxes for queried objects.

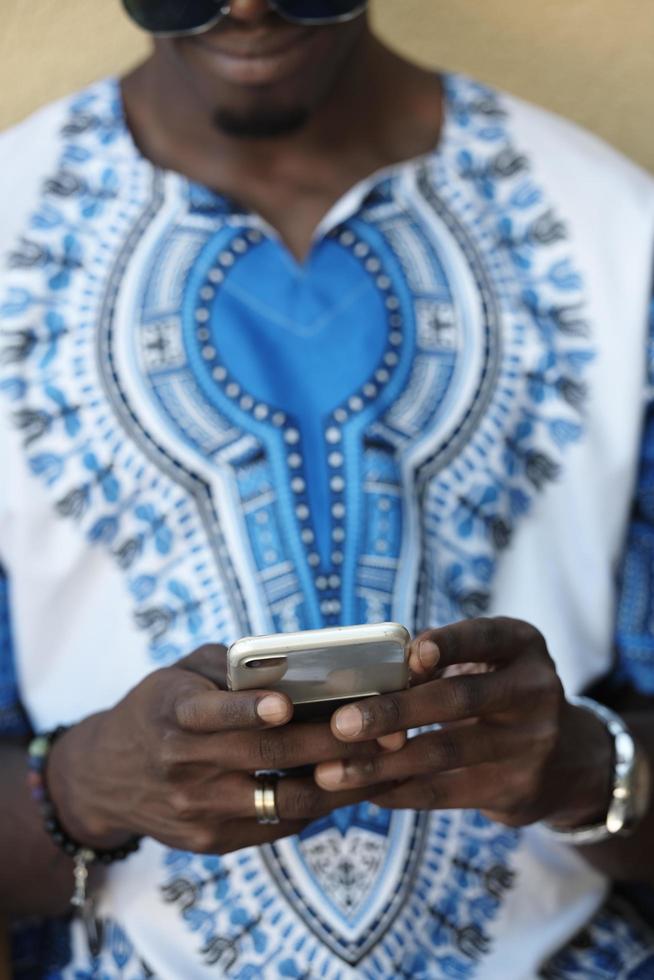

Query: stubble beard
[212,105,310,139]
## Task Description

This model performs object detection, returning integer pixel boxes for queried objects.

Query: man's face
[152,2,369,138]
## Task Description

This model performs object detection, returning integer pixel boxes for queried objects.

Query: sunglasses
[122,0,368,36]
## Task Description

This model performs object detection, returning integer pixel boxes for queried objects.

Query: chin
[158,15,367,132]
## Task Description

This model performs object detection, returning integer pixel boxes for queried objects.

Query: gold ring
[254,776,280,825]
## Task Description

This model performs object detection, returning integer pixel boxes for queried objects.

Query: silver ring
[254,776,280,825]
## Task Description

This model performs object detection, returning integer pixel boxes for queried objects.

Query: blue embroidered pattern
[0,566,29,736]
[540,896,654,979]
[59,919,153,980]
[413,82,593,628]
[157,811,519,977]
[2,73,636,978]
[614,292,654,694]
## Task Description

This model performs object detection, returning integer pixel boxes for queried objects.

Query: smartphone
[227,622,410,721]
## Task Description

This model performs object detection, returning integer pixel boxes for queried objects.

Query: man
[1,0,653,976]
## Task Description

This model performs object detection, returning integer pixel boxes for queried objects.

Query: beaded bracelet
[27,726,141,909]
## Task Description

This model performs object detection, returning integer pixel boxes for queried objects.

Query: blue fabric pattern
[0,74,651,978]
[0,568,71,980]
[0,74,591,975]
[615,291,654,694]
[9,916,72,980]
[539,895,654,979]
[0,565,29,736]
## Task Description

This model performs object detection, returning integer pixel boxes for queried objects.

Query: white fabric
[0,75,653,979]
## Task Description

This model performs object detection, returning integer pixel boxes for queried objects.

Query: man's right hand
[46,644,387,855]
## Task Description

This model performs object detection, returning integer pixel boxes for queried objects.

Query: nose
[225,0,275,23]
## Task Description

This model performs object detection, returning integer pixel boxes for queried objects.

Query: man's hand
[47,644,390,856]
[315,618,613,829]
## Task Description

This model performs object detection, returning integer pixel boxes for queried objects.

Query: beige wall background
[0,1,652,171]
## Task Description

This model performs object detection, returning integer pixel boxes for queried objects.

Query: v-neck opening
[111,72,455,268]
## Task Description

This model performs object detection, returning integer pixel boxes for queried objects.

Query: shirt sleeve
[613,291,654,695]
[0,564,29,737]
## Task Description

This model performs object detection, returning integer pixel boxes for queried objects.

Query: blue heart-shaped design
[200,237,393,561]
[212,238,388,420]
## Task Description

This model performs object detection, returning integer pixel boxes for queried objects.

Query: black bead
[30,725,139,867]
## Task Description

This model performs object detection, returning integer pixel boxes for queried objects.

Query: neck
[121,33,443,194]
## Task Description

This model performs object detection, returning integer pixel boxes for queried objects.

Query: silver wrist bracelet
[542,695,651,846]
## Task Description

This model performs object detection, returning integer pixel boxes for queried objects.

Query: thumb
[175,643,229,689]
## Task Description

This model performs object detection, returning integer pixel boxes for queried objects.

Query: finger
[245,774,391,821]
[367,766,501,812]
[408,617,547,678]
[315,725,519,790]
[275,776,393,820]
[377,732,407,752]
[179,818,310,854]
[175,643,229,687]
[330,664,530,742]
[174,687,293,733]
[180,773,379,821]
[190,721,385,771]
[218,818,309,850]
[163,772,393,824]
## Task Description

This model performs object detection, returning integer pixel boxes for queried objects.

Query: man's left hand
[315,617,612,828]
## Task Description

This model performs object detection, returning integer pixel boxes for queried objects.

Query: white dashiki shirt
[1,74,654,980]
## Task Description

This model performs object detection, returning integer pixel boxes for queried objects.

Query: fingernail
[334,706,363,738]
[378,732,406,752]
[257,694,289,724]
[418,640,440,672]
[316,761,345,789]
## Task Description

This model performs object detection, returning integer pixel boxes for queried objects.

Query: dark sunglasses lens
[274,0,365,23]
[123,0,220,33]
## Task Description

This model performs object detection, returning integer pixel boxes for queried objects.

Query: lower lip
[191,30,316,86]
